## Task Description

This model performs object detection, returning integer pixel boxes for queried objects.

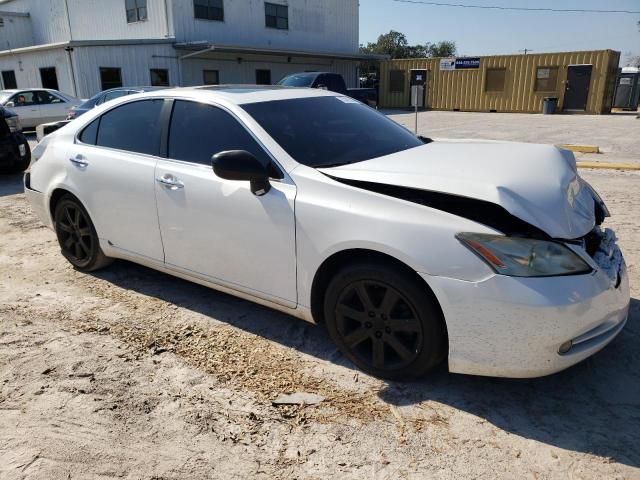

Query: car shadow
[0,172,24,197]
[91,261,639,467]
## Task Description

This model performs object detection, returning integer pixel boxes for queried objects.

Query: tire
[11,144,31,173]
[53,194,113,272]
[323,261,446,380]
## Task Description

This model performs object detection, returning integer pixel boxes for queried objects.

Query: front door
[563,65,592,111]
[7,91,41,129]
[36,90,71,124]
[154,100,297,305]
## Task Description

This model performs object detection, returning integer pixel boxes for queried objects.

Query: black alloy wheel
[324,261,446,379]
[54,195,112,271]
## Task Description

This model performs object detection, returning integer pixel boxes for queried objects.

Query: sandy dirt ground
[0,169,638,480]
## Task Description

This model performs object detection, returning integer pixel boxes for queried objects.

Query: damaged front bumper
[422,231,630,378]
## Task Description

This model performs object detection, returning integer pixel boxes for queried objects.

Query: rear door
[563,65,592,111]
[154,99,297,305]
[66,99,166,261]
[37,90,72,123]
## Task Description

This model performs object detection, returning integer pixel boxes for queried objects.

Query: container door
[613,75,634,108]
[563,65,592,111]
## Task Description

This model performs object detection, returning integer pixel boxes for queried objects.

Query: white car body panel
[320,142,595,240]
[154,158,298,307]
[24,87,630,378]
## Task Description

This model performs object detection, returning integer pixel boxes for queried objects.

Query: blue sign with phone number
[455,57,480,69]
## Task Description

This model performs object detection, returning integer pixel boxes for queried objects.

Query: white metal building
[0,0,372,98]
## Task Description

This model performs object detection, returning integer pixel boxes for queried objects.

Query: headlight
[6,116,21,133]
[456,233,592,277]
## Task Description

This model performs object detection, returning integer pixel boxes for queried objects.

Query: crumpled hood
[319,140,596,239]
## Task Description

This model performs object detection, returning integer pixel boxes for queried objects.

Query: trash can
[543,97,558,115]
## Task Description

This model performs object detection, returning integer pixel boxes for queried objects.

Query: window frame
[1,70,18,89]
[389,70,406,93]
[193,0,224,22]
[39,66,59,90]
[485,68,507,93]
[164,98,285,179]
[203,69,220,85]
[76,98,167,158]
[534,66,559,93]
[126,0,148,23]
[150,68,170,87]
[265,2,288,30]
[99,67,123,91]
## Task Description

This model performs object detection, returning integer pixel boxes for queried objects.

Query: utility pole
[519,49,533,55]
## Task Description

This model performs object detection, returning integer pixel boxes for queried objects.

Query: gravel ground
[0,169,639,479]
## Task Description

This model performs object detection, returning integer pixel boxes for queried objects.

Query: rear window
[277,74,316,87]
[241,96,423,168]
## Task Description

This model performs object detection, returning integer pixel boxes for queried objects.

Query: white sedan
[24,87,630,379]
[0,88,82,129]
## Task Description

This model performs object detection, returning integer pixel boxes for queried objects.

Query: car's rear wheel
[323,261,446,380]
[53,195,113,272]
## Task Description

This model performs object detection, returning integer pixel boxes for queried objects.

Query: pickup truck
[277,72,378,107]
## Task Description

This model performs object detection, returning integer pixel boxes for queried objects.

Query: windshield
[0,91,13,104]
[277,73,317,87]
[242,96,423,168]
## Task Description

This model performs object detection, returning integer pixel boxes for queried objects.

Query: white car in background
[0,88,82,129]
[24,87,629,380]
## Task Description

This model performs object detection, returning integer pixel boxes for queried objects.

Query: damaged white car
[24,87,630,379]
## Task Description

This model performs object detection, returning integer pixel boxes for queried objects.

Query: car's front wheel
[324,261,447,380]
[53,194,113,272]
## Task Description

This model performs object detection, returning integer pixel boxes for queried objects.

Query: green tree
[360,30,456,59]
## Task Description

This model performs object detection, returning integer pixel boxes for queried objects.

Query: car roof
[138,85,341,105]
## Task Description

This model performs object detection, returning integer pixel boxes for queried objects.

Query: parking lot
[1,131,639,478]
[387,110,640,165]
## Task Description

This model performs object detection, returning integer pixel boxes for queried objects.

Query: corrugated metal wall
[0,13,35,50]
[0,47,75,95]
[379,50,620,114]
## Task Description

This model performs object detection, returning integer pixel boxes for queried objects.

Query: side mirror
[212,150,271,196]
[5,101,15,108]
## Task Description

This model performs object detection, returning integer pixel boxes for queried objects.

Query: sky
[359,0,640,63]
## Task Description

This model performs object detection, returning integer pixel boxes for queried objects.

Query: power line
[390,0,640,15]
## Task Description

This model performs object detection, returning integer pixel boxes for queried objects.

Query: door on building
[563,65,592,111]
[256,69,271,85]
[40,67,59,90]
[2,70,17,89]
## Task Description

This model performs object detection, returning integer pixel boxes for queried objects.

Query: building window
[203,70,220,85]
[389,70,405,93]
[100,67,123,90]
[265,2,288,30]
[2,70,17,89]
[535,67,559,92]
[150,69,169,86]
[485,68,506,93]
[194,0,224,21]
[256,69,271,85]
[126,0,147,23]
[40,67,59,90]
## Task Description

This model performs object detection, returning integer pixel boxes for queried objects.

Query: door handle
[69,155,88,168]
[156,175,184,190]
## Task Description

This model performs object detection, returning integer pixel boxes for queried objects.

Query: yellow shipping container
[378,50,620,114]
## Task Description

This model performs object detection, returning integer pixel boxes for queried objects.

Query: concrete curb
[558,144,600,154]
[576,162,640,171]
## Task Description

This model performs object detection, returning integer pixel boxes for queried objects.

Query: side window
[10,91,38,106]
[101,90,130,104]
[79,118,100,145]
[96,99,164,155]
[168,100,272,168]
[38,91,65,104]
